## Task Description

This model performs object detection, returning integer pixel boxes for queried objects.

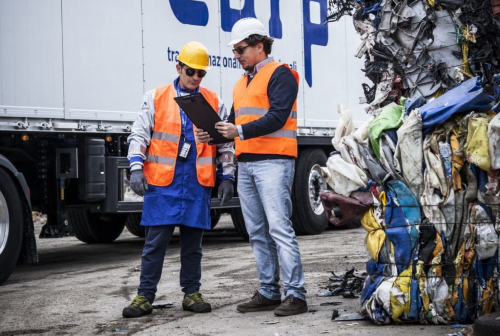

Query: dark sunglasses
[232,45,251,55]
[183,66,207,78]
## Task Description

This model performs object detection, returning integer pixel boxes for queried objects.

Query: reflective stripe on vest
[233,62,299,158]
[143,83,218,187]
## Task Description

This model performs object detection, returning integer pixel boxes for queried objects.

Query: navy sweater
[228,65,298,162]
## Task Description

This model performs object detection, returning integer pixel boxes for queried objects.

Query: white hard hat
[227,18,268,46]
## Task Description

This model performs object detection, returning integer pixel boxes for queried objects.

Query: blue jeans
[237,159,306,301]
[137,225,204,303]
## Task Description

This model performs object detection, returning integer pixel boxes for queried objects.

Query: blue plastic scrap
[404,95,426,115]
[420,77,494,130]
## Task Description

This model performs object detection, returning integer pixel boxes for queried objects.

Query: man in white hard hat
[201,17,308,316]
[123,41,235,318]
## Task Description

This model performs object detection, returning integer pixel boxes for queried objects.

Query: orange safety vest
[143,83,218,187]
[233,62,299,158]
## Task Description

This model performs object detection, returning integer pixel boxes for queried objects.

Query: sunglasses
[183,66,207,78]
[232,45,251,55]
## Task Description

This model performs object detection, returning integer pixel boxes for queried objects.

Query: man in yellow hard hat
[123,41,235,318]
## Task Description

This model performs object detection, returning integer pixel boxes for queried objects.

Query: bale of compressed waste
[320,77,500,325]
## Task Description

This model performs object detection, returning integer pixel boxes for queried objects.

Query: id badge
[178,141,192,160]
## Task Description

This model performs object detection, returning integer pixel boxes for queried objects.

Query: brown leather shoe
[237,291,281,313]
[274,294,308,316]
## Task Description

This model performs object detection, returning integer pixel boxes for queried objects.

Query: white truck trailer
[0,0,366,284]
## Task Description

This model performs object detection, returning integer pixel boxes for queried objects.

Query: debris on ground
[316,268,366,299]
[332,312,367,321]
[319,301,343,306]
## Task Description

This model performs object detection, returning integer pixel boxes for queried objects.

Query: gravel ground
[0,215,455,336]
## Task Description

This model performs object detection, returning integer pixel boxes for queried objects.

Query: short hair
[244,34,274,55]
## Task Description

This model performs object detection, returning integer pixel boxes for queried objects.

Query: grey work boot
[122,293,153,318]
[237,291,281,313]
[274,294,308,316]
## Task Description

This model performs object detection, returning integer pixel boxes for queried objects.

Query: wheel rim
[308,164,326,215]
[0,190,9,255]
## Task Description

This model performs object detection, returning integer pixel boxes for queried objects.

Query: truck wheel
[292,148,329,235]
[230,208,249,241]
[67,208,126,243]
[210,209,222,229]
[125,213,145,237]
[0,168,24,285]
[474,311,500,336]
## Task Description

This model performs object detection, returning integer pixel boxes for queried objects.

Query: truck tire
[230,208,249,241]
[474,311,500,336]
[67,208,126,243]
[292,148,329,235]
[0,168,24,285]
[210,209,222,229]
[125,213,145,237]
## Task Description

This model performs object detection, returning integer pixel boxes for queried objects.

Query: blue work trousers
[237,159,306,300]
[137,225,204,303]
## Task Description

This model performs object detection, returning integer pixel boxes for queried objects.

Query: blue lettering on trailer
[168,0,328,87]
[220,0,256,33]
[168,0,209,26]
[269,0,283,39]
[302,0,328,87]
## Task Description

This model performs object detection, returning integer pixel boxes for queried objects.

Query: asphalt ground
[0,215,455,336]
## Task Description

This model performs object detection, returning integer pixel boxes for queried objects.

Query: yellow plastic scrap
[464,116,490,171]
[462,25,477,43]
[390,266,412,322]
[361,208,386,262]
[451,242,466,306]
[378,191,386,214]
[416,260,430,313]
[434,87,444,98]
[430,233,444,277]
[486,109,498,119]
[460,43,473,78]
[445,296,456,322]
[482,278,495,315]
[450,130,463,190]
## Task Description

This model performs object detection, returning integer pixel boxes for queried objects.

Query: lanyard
[175,85,189,139]
[175,79,199,140]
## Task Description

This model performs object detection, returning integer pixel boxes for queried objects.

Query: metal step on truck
[0,0,367,285]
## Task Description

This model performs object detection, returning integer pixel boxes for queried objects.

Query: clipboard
[174,93,232,145]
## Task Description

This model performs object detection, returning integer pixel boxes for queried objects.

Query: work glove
[217,179,234,206]
[130,169,148,196]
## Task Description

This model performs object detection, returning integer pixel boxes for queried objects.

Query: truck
[0,0,367,285]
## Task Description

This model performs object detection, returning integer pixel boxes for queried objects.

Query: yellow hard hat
[177,41,210,70]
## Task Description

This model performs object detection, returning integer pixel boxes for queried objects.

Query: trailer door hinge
[97,123,113,131]
[34,121,53,130]
[77,122,92,131]
[16,119,30,129]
